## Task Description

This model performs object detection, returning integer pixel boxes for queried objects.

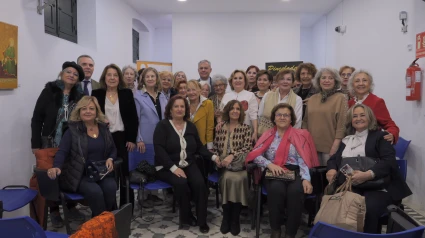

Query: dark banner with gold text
[265,61,303,76]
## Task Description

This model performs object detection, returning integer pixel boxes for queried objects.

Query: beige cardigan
[302,92,348,153]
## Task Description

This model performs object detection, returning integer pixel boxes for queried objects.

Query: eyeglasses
[275,113,290,118]
[341,73,352,77]
[214,84,226,88]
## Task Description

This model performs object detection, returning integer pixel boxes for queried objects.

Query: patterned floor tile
[45,189,425,237]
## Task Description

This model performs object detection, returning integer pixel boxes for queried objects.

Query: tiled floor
[48,190,425,238]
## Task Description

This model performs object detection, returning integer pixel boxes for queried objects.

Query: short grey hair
[313,67,341,92]
[122,65,138,79]
[77,54,95,65]
[347,69,375,95]
[198,60,211,67]
[211,74,228,86]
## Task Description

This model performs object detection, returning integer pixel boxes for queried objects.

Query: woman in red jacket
[347,70,399,144]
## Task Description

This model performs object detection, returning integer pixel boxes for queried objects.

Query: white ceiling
[124,0,343,28]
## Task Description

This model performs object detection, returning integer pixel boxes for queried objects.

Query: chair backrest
[387,205,422,234]
[309,222,425,238]
[112,203,132,238]
[0,216,47,238]
[394,137,411,160]
[309,166,328,195]
[128,144,155,171]
[34,168,60,202]
[396,160,407,182]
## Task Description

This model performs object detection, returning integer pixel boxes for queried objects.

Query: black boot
[230,202,242,236]
[220,203,231,234]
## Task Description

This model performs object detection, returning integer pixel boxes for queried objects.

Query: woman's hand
[106,158,114,172]
[383,133,394,144]
[214,157,222,168]
[47,168,61,180]
[221,155,234,167]
[137,141,146,153]
[251,132,258,144]
[302,180,313,194]
[330,139,341,156]
[126,142,135,152]
[173,168,187,178]
[326,169,337,183]
[351,170,372,185]
[215,121,224,132]
[266,163,285,176]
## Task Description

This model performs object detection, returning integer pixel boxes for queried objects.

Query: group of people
[31,56,411,237]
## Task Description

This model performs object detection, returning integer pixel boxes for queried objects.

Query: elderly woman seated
[213,100,252,236]
[246,103,319,238]
[326,104,412,234]
[47,96,117,217]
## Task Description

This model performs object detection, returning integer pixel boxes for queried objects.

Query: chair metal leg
[215,183,219,209]
[251,185,258,230]
[255,186,262,238]
[0,200,3,218]
[172,194,176,213]
[60,194,72,235]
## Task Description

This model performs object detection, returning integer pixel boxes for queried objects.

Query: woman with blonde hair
[47,96,118,217]
[160,70,177,100]
[174,71,187,87]
[258,69,303,136]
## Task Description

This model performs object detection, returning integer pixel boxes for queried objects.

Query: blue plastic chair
[0,185,38,218]
[34,169,84,234]
[394,137,411,160]
[207,171,220,208]
[0,216,68,238]
[127,144,175,214]
[309,221,425,238]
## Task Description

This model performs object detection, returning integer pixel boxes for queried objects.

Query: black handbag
[86,160,112,182]
[135,160,156,183]
[340,156,389,190]
[129,170,148,185]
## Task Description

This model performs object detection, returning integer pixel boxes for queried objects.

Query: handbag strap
[335,176,353,194]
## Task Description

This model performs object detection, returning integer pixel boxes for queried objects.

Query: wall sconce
[37,0,55,15]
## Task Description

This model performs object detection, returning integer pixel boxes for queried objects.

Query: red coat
[348,93,399,143]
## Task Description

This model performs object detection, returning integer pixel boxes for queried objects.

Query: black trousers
[77,176,117,217]
[111,131,134,208]
[156,163,208,226]
[353,189,393,233]
[265,176,304,236]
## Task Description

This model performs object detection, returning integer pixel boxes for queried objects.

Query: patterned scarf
[320,88,339,102]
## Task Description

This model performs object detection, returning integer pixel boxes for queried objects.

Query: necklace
[88,126,97,138]
[108,92,117,99]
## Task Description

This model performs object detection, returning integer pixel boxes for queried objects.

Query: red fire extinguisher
[406,58,422,101]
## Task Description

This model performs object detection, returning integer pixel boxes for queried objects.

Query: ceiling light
[178,0,187,2]
[282,0,290,2]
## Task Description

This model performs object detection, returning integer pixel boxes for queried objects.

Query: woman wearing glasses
[339,65,355,100]
[209,74,228,125]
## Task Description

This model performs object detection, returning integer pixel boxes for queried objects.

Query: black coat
[153,119,213,170]
[327,130,412,201]
[31,81,83,149]
[54,121,116,192]
[92,88,139,143]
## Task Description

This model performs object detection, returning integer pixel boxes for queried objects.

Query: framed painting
[0,21,18,89]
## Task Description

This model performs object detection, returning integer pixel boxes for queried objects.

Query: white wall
[300,27,314,63]
[0,0,152,217]
[172,13,301,79]
[153,27,172,63]
[312,0,425,210]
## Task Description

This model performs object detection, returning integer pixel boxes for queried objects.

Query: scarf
[285,89,298,109]
[169,120,188,168]
[245,125,319,169]
[320,88,338,102]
